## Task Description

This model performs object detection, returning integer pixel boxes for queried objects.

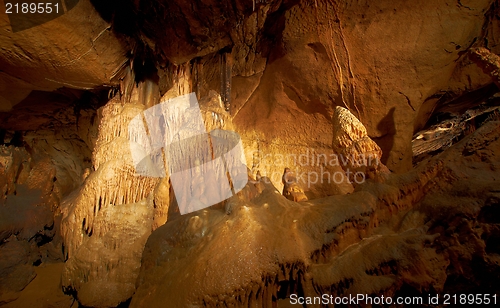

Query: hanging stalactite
[194,58,203,100]
[119,65,135,104]
[220,49,233,113]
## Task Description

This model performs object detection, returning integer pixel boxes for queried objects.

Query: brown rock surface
[131,116,500,307]
[60,92,158,306]
[1,263,75,308]
[0,0,129,111]
[282,168,308,202]
[1,0,500,307]
[469,47,500,88]
[3,0,496,179]
[226,0,498,174]
[58,77,240,305]
[332,106,389,183]
[0,239,38,299]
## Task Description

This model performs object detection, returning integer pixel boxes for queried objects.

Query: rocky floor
[2,97,498,307]
[130,115,500,307]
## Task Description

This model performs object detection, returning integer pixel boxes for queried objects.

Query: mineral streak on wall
[220,50,233,112]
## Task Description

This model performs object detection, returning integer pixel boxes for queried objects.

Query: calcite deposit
[59,87,159,306]
[1,0,500,307]
[332,106,389,182]
[469,47,500,88]
[131,117,500,307]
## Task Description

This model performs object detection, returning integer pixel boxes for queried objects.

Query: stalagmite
[60,64,161,306]
[281,167,308,202]
[332,106,389,182]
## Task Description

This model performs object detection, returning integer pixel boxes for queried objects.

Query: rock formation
[131,117,500,307]
[1,0,500,307]
[281,167,308,202]
[59,87,159,307]
[469,47,500,88]
[0,0,128,111]
[332,106,389,182]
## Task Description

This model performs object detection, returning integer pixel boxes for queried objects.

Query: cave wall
[130,119,500,307]
[1,0,499,187]
[0,0,129,111]
[1,0,500,307]
[109,0,499,176]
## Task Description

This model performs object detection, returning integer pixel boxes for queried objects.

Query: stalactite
[61,162,159,259]
[62,88,160,260]
[168,63,193,96]
[138,79,159,108]
[120,66,135,104]
[220,50,233,112]
[194,58,203,100]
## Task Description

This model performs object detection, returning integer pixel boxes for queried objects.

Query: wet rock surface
[1,0,500,307]
[131,118,500,307]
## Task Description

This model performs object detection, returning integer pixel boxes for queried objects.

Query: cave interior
[1,0,500,307]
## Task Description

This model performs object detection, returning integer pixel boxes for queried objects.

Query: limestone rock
[0,146,30,204]
[0,0,129,111]
[412,103,500,162]
[60,94,159,306]
[199,90,235,133]
[469,47,500,88]
[0,239,38,298]
[332,106,388,182]
[281,168,308,202]
[131,110,500,307]
[0,188,53,243]
[1,0,500,306]
[0,144,69,244]
[61,198,154,307]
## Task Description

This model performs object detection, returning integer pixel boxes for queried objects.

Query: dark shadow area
[373,107,396,165]
[89,0,138,36]
[426,83,499,128]
[0,88,109,132]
